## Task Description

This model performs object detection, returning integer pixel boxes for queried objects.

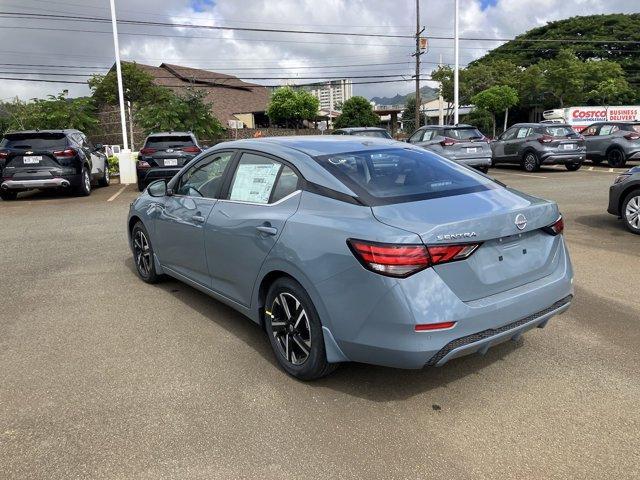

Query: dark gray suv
[491,123,585,172]
[407,125,491,172]
[608,165,640,234]
[136,132,202,191]
[581,122,640,168]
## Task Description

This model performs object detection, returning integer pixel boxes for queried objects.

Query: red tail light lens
[137,160,151,169]
[538,135,554,143]
[440,137,457,147]
[53,148,77,158]
[624,133,640,141]
[139,147,157,155]
[181,146,201,153]
[543,216,564,236]
[347,239,480,278]
[0,150,8,159]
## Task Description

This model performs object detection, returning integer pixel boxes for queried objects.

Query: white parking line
[107,185,128,202]
[497,172,548,179]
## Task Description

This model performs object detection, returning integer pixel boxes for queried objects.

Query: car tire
[0,190,18,201]
[522,151,540,172]
[137,181,145,192]
[264,277,338,380]
[607,148,626,168]
[565,163,581,171]
[621,190,640,235]
[75,166,91,196]
[131,221,163,283]
[98,166,110,187]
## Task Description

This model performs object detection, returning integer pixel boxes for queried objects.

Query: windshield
[544,126,577,137]
[353,130,392,139]
[145,135,194,149]
[315,147,496,205]
[443,128,484,140]
[0,133,67,150]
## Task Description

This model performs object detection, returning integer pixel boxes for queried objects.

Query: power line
[0,11,415,38]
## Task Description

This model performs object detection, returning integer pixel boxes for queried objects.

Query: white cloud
[1,0,638,101]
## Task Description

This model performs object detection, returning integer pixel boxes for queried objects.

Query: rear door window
[315,147,495,205]
[145,135,194,149]
[227,153,283,204]
[0,133,68,150]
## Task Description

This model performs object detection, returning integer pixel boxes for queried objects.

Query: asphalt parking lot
[1,165,639,480]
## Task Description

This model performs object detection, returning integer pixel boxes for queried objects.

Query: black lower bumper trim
[425,295,573,367]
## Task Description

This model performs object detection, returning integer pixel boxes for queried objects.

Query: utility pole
[109,0,135,183]
[453,0,460,125]
[414,0,422,130]
[438,54,444,125]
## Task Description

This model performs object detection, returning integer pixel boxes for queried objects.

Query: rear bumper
[1,174,80,190]
[318,238,574,369]
[137,167,182,186]
[454,157,492,167]
[540,152,585,164]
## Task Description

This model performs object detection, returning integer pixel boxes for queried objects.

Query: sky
[1,0,639,102]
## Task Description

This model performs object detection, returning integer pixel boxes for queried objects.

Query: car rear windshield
[443,128,484,140]
[314,147,496,205]
[353,130,392,139]
[0,133,68,150]
[543,126,577,137]
[144,135,194,149]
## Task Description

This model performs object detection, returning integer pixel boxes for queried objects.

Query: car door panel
[204,153,301,307]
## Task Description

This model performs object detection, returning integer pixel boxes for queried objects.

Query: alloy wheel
[608,149,624,168]
[524,153,537,172]
[625,195,640,231]
[269,292,312,365]
[133,229,152,277]
[105,168,110,183]
[84,170,91,193]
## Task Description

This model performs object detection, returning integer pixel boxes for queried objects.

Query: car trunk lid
[371,187,563,301]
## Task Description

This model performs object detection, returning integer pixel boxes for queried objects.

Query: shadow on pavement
[124,257,524,401]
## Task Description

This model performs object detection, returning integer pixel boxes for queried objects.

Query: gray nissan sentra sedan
[127,136,574,380]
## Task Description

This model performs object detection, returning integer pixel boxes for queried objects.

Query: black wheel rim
[610,150,623,166]
[133,229,152,277]
[269,292,311,365]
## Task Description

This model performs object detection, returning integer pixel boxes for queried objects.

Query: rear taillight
[624,133,640,141]
[53,148,77,158]
[347,239,480,278]
[543,216,564,236]
[181,146,201,153]
[137,160,151,169]
[139,147,157,155]
[440,137,457,147]
[538,135,554,143]
[0,150,8,159]
[415,321,457,332]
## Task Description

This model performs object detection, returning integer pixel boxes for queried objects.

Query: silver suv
[406,125,491,172]
[491,123,585,172]
[581,122,640,168]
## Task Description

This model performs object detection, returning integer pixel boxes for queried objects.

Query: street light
[109,0,136,184]
[453,0,459,125]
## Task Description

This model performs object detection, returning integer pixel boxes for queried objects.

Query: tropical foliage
[266,87,320,128]
[333,96,380,128]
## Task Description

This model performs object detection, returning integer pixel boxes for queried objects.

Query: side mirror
[94,143,104,151]
[147,179,168,197]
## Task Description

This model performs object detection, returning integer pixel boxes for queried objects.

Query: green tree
[89,62,164,105]
[471,85,519,137]
[333,96,379,128]
[0,91,97,133]
[136,88,224,139]
[402,95,425,133]
[538,49,587,108]
[266,87,319,128]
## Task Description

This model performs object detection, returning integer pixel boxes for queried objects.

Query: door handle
[256,226,278,236]
[191,215,205,223]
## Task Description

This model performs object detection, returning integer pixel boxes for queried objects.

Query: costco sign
[568,106,640,130]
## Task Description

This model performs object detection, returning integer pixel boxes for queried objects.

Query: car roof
[511,123,571,128]
[4,129,80,135]
[147,131,193,137]
[335,127,388,132]
[423,124,476,129]
[237,135,401,156]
